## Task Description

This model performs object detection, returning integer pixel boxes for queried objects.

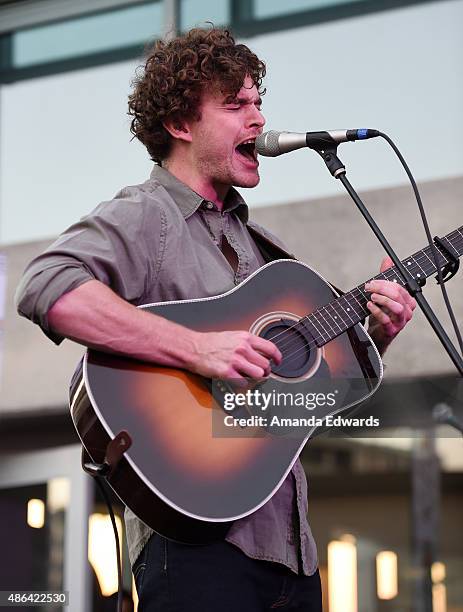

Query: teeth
[236,139,257,162]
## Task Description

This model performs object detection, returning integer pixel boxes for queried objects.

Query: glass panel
[12,2,162,68]
[0,478,70,612]
[255,0,368,20]
[90,484,134,611]
[180,0,229,31]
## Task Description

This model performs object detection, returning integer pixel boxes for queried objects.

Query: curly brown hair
[128,27,266,163]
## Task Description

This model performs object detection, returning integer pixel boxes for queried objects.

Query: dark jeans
[133,533,322,611]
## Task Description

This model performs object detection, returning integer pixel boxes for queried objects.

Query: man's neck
[162,158,228,211]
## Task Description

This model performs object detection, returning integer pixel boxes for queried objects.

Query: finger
[405,293,417,310]
[234,358,267,380]
[370,293,405,317]
[367,300,393,326]
[397,288,418,315]
[367,280,416,312]
[250,335,282,364]
[365,280,402,301]
[394,288,416,314]
[379,256,394,273]
[403,303,414,321]
[244,348,272,375]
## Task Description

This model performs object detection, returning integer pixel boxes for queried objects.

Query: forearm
[47,279,198,368]
[367,321,391,357]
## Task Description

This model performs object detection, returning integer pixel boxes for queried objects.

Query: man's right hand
[189,331,282,380]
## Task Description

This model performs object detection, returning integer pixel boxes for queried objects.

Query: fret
[311,310,331,342]
[441,235,459,260]
[316,308,337,339]
[337,296,358,325]
[348,288,365,310]
[404,258,415,273]
[422,249,434,267]
[448,228,463,255]
[414,257,427,276]
[343,294,364,319]
[345,299,367,325]
[329,302,347,332]
[356,284,372,304]
[379,269,395,283]
[356,285,370,299]
[324,303,344,333]
[302,316,327,348]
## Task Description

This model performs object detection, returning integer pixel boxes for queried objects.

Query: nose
[248,105,266,129]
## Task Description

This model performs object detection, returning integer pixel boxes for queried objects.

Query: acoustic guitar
[69,226,462,543]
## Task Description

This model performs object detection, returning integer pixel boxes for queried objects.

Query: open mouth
[235,139,257,163]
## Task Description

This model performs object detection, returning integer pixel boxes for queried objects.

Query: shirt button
[205,202,214,210]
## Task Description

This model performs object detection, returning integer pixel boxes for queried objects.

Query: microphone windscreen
[255,131,281,157]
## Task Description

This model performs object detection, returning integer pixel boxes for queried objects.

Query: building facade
[1,1,462,610]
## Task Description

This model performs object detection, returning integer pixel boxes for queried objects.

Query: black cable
[95,476,124,612]
[377,131,463,357]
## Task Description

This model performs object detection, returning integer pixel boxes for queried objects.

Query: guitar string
[271,229,463,351]
[276,240,462,368]
[269,230,463,354]
[269,242,453,354]
[268,259,444,368]
[273,234,463,369]
[253,233,463,372]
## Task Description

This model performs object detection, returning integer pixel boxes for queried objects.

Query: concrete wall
[1,0,462,243]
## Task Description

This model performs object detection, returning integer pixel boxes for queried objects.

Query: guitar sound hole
[259,318,317,378]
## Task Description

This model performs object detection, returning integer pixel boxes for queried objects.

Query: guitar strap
[246,223,345,296]
[246,223,296,263]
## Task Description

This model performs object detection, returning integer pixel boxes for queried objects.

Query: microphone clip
[316,147,346,179]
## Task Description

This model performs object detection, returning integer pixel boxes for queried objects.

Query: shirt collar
[149,164,249,223]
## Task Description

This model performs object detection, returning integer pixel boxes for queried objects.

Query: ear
[162,117,193,143]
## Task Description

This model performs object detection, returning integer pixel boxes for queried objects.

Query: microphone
[432,403,463,435]
[255,129,380,157]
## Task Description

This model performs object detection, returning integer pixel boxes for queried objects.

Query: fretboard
[302,226,463,347]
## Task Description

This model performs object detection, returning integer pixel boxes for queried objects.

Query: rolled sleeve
[15,255,96,344]
[15,185,167,344]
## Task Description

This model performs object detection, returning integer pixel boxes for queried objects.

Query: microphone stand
[315,146,463,377]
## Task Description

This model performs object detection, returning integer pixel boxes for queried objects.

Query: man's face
[188,75,265,193]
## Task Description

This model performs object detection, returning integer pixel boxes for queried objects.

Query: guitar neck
[303,226,463,347]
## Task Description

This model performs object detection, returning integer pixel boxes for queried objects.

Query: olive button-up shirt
[15,164,318,576]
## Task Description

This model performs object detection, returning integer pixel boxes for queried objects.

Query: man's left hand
[365,256,416,355]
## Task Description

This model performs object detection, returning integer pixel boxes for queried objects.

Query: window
[254,0,369,20]
[0,1,163,83]
[180,0,229,31]
[13,3,162,67]
[0,0,436,83]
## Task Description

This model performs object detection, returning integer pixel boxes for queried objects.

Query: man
[16,27,415,611]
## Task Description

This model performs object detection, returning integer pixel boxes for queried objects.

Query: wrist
[368,324,393,357]
[179,329,203,372]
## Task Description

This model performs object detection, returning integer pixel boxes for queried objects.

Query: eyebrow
[226,96,263,106]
